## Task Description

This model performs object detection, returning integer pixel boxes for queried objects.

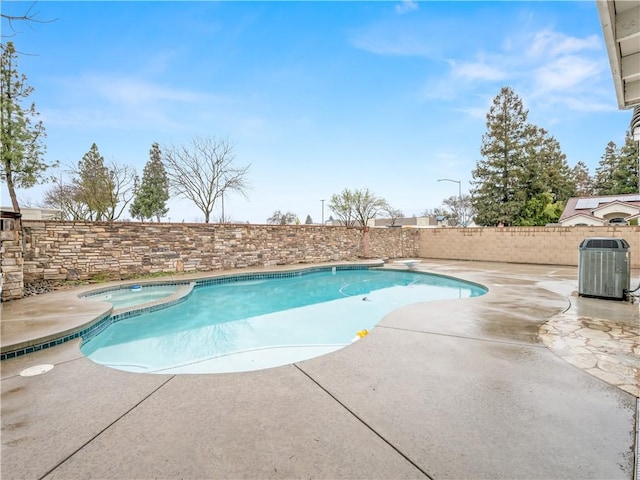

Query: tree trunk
[6,171,20,214]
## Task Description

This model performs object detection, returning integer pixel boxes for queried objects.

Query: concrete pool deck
[1,259,639,479]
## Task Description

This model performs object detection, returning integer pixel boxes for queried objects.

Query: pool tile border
[1,263,381,361]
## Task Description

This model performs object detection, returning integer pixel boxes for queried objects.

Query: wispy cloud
[349,24,436,57]
[395,1,419,15]
[527,30,601,59]
[450,61,508,82]
[532,55,602,94]
[44,73,235,131]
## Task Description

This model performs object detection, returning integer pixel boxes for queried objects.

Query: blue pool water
[83,285,179,310]
[81,268,486,374]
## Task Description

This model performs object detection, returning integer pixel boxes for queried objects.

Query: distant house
[368,216,458,228]
[0,207,61,220]
[558,194,640,226]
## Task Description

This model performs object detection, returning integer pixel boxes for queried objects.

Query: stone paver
[539,300,640,398]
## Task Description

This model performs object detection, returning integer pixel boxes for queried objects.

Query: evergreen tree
[571,161,594,196]
[471,87,574,226]
[612,129,639,194]
[0,41,53,214]
[471,87,530,226]
[304,214,313,224]
[515,126,573,225]
[594,141,619,195]
[73,143,116,221]
[130,142,169,221]
[592,131,639,196]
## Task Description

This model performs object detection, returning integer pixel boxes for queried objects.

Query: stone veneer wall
[19,221,417,284]
[1,217,24,301]
[418,225,640,268]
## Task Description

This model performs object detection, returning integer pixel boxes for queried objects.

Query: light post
[438,178,462,226]
[321,199,325,225]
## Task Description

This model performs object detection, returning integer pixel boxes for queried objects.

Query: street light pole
[437,178,462,226]
[321,199,325,225]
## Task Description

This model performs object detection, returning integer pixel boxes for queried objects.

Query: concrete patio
[1,260,638,479]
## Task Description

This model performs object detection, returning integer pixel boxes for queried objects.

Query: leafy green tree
[0,41,53,214]
[130,142,169,221]
[329,188,387,227]
[595,130,639,195]
[267,210,298,224]
[163,136,250,223]
[471,87,530,226]
[571,161,594,196]
[514,192,563,226]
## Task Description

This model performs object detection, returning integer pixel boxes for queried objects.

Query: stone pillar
[1,212,24,301]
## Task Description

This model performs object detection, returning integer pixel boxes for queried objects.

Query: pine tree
[74,143,115,221]
[1,41,53,214]
[471,87,530,226]
[612,129,639,194]
[130,142,169,221]
[472,87,574,226]
[304,214,313,224]
[594,141,620,195]
[571,161,594,196]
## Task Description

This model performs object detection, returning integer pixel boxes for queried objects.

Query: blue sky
[1,1,632,223]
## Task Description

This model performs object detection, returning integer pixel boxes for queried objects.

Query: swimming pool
[81,267,486,374]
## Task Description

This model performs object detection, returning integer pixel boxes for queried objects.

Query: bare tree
[42,179,87,220]
[163,136,250,223]
[442,194,475,227]
[104,160,138,221]
[329,188,387,228]
[382,204,403,226]
[267,210,299,225]
[1,2,57,40]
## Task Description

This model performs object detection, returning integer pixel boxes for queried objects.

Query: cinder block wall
[418,226,640,268]
[18,221,415,284]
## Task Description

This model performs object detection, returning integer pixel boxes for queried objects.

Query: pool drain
[20,364,54,377]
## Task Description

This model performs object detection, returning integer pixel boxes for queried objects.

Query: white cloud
[349,27,435,57]
[527,30,601,59]
[395,1,419,15]
[451,61,508,82]
[532,55,603,93]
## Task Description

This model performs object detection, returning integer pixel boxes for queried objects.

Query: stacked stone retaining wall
[19,221,417,285]
[0,217,23,301]
[418,225,640,268]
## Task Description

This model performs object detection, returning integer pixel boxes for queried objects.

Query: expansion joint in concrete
[36,375,176,480]
[293,364,434,480]
[378,325,547,349]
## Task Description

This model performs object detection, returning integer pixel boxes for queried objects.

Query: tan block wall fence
[418,225,639,268]
[1,221,638,301]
